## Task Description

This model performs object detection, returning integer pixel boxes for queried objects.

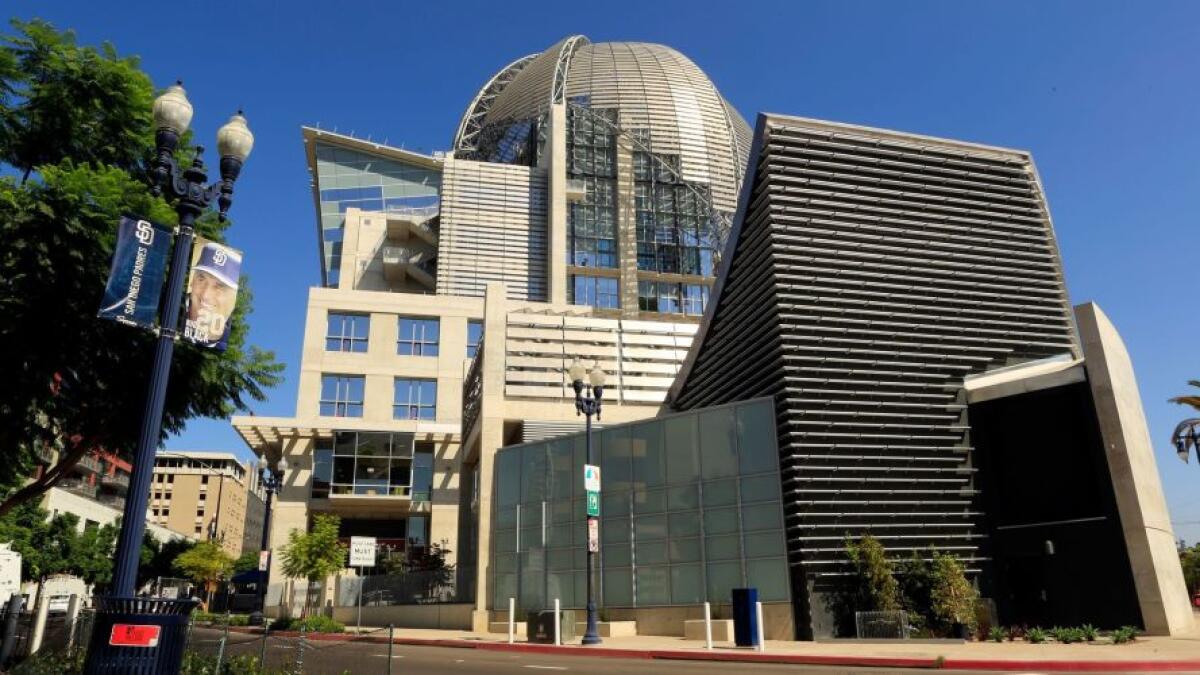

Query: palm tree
[1170,380,1200,412]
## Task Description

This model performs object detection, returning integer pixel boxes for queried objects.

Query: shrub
[1026,627,1047,644]
[930,552,978,635]
[988,626,1005,643]
[271,614,345,633]
[829,534,901,636]
[1080,624,1099,642]
[1111,626,1138,644]
[1051,626,1085,644]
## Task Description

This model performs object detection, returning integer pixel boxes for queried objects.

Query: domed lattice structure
[453,35,751,213]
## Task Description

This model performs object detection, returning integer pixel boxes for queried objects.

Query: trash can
[731,587,759,647]
[82,596,197,674]
[526,609,576,644]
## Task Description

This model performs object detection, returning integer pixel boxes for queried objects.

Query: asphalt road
[185,627,1029,674]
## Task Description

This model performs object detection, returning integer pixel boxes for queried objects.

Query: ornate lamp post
[1173,419,1200,464]
[568,358,606,646]
[85,82,252,674]
[248,457,288,626]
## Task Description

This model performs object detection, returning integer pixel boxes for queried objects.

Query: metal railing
[462,341,484,442]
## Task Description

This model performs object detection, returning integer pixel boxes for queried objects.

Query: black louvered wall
[670,114,1081,638]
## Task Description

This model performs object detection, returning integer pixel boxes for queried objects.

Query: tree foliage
[929,551,979,631]
[828,534,902,636]
[1180,542,1200,595]
[233,550,260,575]
[173,540,234,602]
[0,18,282,512]
[0,500,117,586]
[279,514,346,617]
[1171,380,1200,412]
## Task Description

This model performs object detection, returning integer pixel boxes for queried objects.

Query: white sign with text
[349,536,377,568]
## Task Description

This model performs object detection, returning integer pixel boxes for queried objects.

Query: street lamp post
[249,458,288,627]
[568,358,606,646]
[85,82,252,674]
[1173,419,1200,464]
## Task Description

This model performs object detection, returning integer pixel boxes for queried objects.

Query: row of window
[319,375,438,420]
[326,314,483,358]
[566,275,710,316]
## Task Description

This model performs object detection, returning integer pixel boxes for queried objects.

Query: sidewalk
[246,621,1200,672]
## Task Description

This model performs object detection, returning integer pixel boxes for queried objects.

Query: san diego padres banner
[97,216,172,330]
[182,236,242,351]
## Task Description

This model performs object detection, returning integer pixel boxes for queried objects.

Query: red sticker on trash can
[109,624,161,647]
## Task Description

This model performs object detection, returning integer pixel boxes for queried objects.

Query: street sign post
[586,491,600,517]
[348,537,376,633]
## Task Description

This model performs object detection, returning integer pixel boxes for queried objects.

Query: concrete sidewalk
[300,623,1200,671]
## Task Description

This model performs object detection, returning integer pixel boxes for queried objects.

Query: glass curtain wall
[566,106,620,308]
[491,398,789,613]
[311,431,433,498]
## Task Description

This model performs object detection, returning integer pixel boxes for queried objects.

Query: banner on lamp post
[97,216,172,330]
[182,237,242,351]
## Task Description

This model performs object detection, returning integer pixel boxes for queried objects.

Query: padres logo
[212,248,227,266]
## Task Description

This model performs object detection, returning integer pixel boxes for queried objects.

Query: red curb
[214,626,1200,671]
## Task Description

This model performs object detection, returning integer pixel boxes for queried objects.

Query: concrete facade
[151,451,255,556]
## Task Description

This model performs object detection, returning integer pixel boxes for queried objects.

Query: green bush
[271,614,345,633]
[988,626,1005,643]
[1051,626,1085,644]
[1080,624,1099,642]
[1111,626,1138,644]
[192,611,250,627]
[1026,627,1047,644]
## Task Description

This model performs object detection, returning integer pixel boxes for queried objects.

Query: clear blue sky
[12,1,1200,542]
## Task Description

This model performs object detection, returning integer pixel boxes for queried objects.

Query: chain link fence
[184,615,404,674]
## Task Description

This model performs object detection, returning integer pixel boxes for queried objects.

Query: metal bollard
[215,614,229,670]
[553,598,561,646]
[508,597,515,644]
[28,590,49,654]
[703,601,713,650]
[260,621,269,668]
[65,595,81,655]
[296,624,306,672]
[387,624,395,675]
[755,601,765,653]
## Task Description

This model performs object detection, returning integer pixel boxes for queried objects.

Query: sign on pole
[587,517,599,552]
[182,237,244,351]
[583,464,601,492]
[586,491,600,517]
[349,537,377,568]
[97,216,172,330]
[258,550,270,572]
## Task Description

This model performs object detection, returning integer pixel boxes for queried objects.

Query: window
[194,524,203,535]
[322,431,421,497]
[638,281,710,316]
[312,448,332,499]
[466,320,483,359]
[394,379,437,420]
[570,275,619,309]
[196,509,205,518]
[397,318,439,356]
[566,107,618,270]
[326,313,370,352]
[201,475,208,485]
[320,375,365,417]
[682,284,710,316]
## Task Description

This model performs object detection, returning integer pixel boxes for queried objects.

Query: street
[188,627,1176,675]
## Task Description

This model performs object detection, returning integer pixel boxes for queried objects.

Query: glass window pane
[705,534,741,561]
[739,475,781,504]
[600,428,632,493]
[747,558,790,602]
[603,544,631,566]
[636,566,670,606]
[664,415,699,484]
[634,514,667,541]
[669,512,701,538]
[520,444,548,504]
[669,537,702,564]
[632,488,666,515]
[666,484,698,511]
[741,503,783,532]
[706,561,743,603]
[603,568,633,606]
[670,565,703,604]
[635,540,669,565]
[602,490,630,517]
[744,531,787,559]
[629,422,664,488]
[704,508,740,535]
[736,401,777,475]
[702,479,738,508]
[699,407,737,479]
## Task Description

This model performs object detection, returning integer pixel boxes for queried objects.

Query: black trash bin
[526,609,576,644]
[82,596,197,674]
[731,587,759,647]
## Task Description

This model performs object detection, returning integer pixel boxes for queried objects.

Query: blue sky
[12,1,1200,542]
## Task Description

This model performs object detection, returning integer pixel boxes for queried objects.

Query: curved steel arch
[550,35,589,106]
[453,53,539,154]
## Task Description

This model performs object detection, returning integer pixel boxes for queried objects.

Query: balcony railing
[462,340,484,442]
[101,472,130,490]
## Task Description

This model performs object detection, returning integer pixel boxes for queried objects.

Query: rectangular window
[319,374,365,417]
[570,275,619,309]
[394,378,437,420]
[312,448,332,499]
[326,313,370,352]
[683,284,710,316]
[397,318,439,356]
[466,320,483,359]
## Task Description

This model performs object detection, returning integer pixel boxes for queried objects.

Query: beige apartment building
[150,451,262,557]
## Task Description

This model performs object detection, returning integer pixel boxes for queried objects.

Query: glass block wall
[490,398,789,612]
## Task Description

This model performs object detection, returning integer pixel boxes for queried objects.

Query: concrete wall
[489,602,794,640]
[1075,302,1195,635]
[332,603,473,630]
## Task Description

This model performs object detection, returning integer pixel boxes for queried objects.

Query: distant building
[241,461,268,556]
[151,451,254,557]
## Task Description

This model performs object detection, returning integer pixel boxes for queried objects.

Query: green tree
[929,552,979,634]
[829,534,901,636]
[67,520,119,588]
[0,19,282,514]
[173,540,234,607]
[279,514,347,617]
[1171,380,1200,411]
[233,550,260,575]
[1180,542,1200,595]
[137,532,193,588]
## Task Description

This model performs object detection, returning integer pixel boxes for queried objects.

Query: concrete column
[545,103,569,305]
[615,135,639,318]
[1075,302,1195,635]
[472,282,509,631]
[28,590,49,654]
